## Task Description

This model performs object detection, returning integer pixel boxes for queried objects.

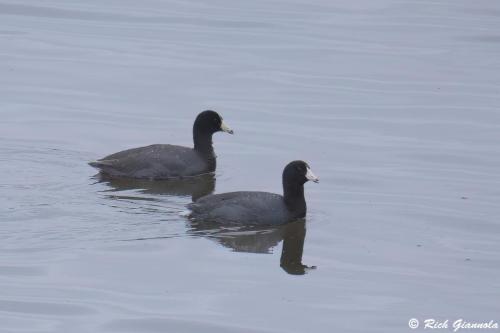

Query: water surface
[1,0,500,332]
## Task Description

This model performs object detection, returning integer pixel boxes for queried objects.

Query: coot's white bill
[220,120,234,134]
[306,167,319,183]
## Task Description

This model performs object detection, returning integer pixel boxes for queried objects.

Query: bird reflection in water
[95,173,216,201]
[95,174,314,274]
[188,219,316,275]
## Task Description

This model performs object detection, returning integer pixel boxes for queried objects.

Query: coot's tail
[88,160,113,169]
[88,160,118,173]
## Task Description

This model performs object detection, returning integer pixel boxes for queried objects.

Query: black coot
[89,110,233,179]
[188,160,319,225]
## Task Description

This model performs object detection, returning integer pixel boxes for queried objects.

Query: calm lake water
[1,0,500,332]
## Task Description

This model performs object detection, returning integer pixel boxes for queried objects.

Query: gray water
[1,0,500,332]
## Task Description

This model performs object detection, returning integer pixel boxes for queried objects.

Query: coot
[188,160,318,225]
[89,110,233,179]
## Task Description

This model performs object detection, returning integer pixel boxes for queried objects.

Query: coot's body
[189,161,318,225]
[189,191,291,225]
[89,110,232,179]
[89,144,213,179]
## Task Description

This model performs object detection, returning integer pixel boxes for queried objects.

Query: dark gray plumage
[89,110,233,179]
[89,144,209,179]
[190,191,291,225]
[188,160,319,225]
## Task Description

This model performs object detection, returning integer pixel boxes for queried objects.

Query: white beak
[306,167,319,183]
[220,120,234,134]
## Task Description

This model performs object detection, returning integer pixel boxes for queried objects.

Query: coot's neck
[283,182,306,218]
[193,129,216,161]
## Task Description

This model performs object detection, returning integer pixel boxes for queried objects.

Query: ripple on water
[0,300,97,316]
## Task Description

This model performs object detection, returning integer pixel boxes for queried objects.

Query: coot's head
[283,160,319,186]
[194,110,234,135]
